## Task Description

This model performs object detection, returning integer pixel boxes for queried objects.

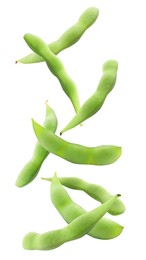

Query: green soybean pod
[23,193,120,250]
[32,119,122,165]
[48,173,123,239]
[60,60,118,135]
[17,7,99,64]
[43,175,125,215]
[15,102,58,187]
[24,33,80,113]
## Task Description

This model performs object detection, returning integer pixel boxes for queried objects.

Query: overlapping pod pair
[17,7,100,113]
[16,7,125,250]
[23,174,123,250]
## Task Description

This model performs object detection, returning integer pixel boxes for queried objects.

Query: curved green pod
[32,119,122,165]
[43,175,125,215]
[49,173,123,239]
[60,60,118,134]
[24,33,80,113]
[23,191,120,250]
[16,7,99,64]
[15,102,58,187]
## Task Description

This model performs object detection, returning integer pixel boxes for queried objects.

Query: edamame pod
[15,102,58,187]
[43,175,125,215]
[23,192,120,250]
[60,60,118,134]
[32,119,122,165]
[24,33,80,113]
[17,7,99,64]
[49,173,123,239]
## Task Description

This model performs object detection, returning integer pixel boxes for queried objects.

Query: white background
[0,0,146,258]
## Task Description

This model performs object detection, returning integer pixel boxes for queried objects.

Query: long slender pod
[17,7,99,64]
[60,60,118,134]
[43,175,125,215]
[23,192,120,250]
[49,173,123,239]
[32,119,122,165]
[15,102,58,187]
[24,34,80,113]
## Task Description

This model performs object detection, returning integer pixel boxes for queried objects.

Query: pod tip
[45,100,48,105]
[15,182,21,187]
[31,118,35,124]
[54,172,58,177]
[23,232,38,250]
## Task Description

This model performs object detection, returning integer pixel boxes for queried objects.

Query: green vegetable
[24,33,80,113]
[23,174,120,250]
[15,102,57,187]
[48,173,124,239]
[43,175,125,215]
[32,119,122,166]
[60,60,118,134]
[16,7,99,64]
